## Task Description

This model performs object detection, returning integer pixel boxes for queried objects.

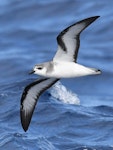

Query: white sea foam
[50,81,80,105]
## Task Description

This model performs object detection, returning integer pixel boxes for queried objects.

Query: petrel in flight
[20,16,101,132]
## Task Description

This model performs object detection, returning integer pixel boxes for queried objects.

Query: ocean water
[0,0,113,149]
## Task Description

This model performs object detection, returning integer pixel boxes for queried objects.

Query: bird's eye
[37,67,42,70]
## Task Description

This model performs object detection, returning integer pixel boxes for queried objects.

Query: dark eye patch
[38,67,43,70]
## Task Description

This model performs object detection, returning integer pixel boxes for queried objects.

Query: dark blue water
[0,0,113,149]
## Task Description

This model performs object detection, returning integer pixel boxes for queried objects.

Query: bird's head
[29,64,47,76]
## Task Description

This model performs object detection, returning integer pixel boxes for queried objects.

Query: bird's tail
[89,67,101,75]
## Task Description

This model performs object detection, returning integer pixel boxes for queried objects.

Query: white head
[29,64,47,76]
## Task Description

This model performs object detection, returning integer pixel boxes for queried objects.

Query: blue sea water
[0,0,113,149]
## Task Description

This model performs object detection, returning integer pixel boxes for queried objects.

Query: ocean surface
[0,0,113,150]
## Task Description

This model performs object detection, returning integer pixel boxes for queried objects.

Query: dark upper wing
[53,16,100,62]
[20,78,59,132]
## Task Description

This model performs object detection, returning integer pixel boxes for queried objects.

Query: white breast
[47,61,98,78]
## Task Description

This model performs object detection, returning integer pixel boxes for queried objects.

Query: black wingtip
[23,127,28,132]
[79,16,100,31]
[20,116,28,132]
[94,16,100,18]
[85,16,100,23]
[20,108,30,132]
[21,123,28,132]
[21,118,29,132]
[91,16,100,20]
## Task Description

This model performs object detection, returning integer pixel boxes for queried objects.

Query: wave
[93,105,113,117]
[50,81,80,105]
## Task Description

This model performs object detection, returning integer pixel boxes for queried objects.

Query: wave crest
[50,81,80,105]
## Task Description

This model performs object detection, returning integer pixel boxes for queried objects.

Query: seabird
[20,16,101,132]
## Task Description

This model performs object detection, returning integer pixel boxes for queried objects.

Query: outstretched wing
[53,16,100,62]
[20,78,59,132]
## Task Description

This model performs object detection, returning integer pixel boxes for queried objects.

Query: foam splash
[50,81,80,105]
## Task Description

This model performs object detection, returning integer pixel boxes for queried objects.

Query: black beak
[29,70,35,75]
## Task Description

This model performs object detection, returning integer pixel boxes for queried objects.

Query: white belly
[46,61,99,78]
